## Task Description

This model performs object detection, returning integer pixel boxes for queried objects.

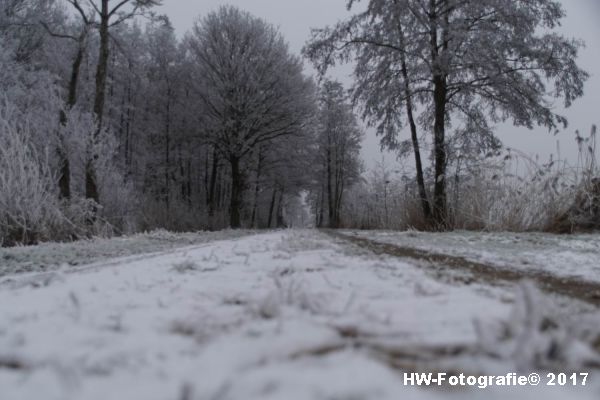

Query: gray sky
[158,0,600,170]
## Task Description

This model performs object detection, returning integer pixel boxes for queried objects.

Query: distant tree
[260,131,315,229]
[186,6,315,228]
[313,80,363,228]
[144,17,178,211]
[305,0,588,229]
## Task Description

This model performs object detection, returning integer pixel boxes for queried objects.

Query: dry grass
[344,126,599,233]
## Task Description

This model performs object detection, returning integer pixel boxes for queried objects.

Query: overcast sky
[158,0,600,170]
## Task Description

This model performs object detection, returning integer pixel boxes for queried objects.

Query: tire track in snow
[327,230,600,307]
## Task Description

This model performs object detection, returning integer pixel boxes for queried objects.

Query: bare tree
[313,80,363,228]
[40,2,96,199]
[187,6,315,228]
[63,0,161,205]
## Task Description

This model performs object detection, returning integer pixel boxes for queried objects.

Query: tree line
[0,1,363,245]
[0,0,591,246]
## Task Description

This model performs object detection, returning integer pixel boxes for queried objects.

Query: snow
[0,230,599,399]
[0,229,252,277]
[343,230,600,282]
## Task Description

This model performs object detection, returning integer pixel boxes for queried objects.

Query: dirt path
[326,230,600,307]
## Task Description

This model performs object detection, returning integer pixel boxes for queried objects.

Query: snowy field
[1,230,600,400]
[343,230,600,283]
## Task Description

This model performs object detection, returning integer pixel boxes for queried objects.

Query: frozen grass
[474,282,600,371]
[0,229,253,277]
[449,129,599,232]
[342,127,600,233]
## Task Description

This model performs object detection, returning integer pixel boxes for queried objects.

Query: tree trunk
[334,149,345,228]
[250,147,262,229]
[317,185,325,228]
[429,0,449,230]
[186,153,192,206]
[207,147,219,216]
[178,145,185,199]
[399,38,431,224]
[276,190,285,228]
[57,146,71,200]
[86,0,110,204]
[326,144,337,228]
[85,160,99,206]
[204,146,209,204]
[125,83,133,175]
[93,2,110,130]
[164,88,171,212]
[229,156,243,228]
[432,74,448,229]
[57,29,87,200]
[267,187,278,228]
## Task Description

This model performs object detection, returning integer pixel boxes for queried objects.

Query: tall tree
[314,80,363,228]
[63,0,161,205]
[145,17,178,211]
[40,2,95,199]
[305,0,588,229]
[187,6,315,228]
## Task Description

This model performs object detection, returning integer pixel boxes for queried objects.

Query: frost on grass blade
[475,281,600,371]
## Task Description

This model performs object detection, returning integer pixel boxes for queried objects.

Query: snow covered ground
[0,229,252,277]
[343,230,600,283]
[1,230,599,399]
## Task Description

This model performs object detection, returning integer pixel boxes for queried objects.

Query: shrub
[0,99,61,245]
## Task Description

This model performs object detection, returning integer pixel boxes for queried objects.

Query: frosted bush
[0,99,61,245]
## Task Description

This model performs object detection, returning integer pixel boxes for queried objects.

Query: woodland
[0,0,597,246]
